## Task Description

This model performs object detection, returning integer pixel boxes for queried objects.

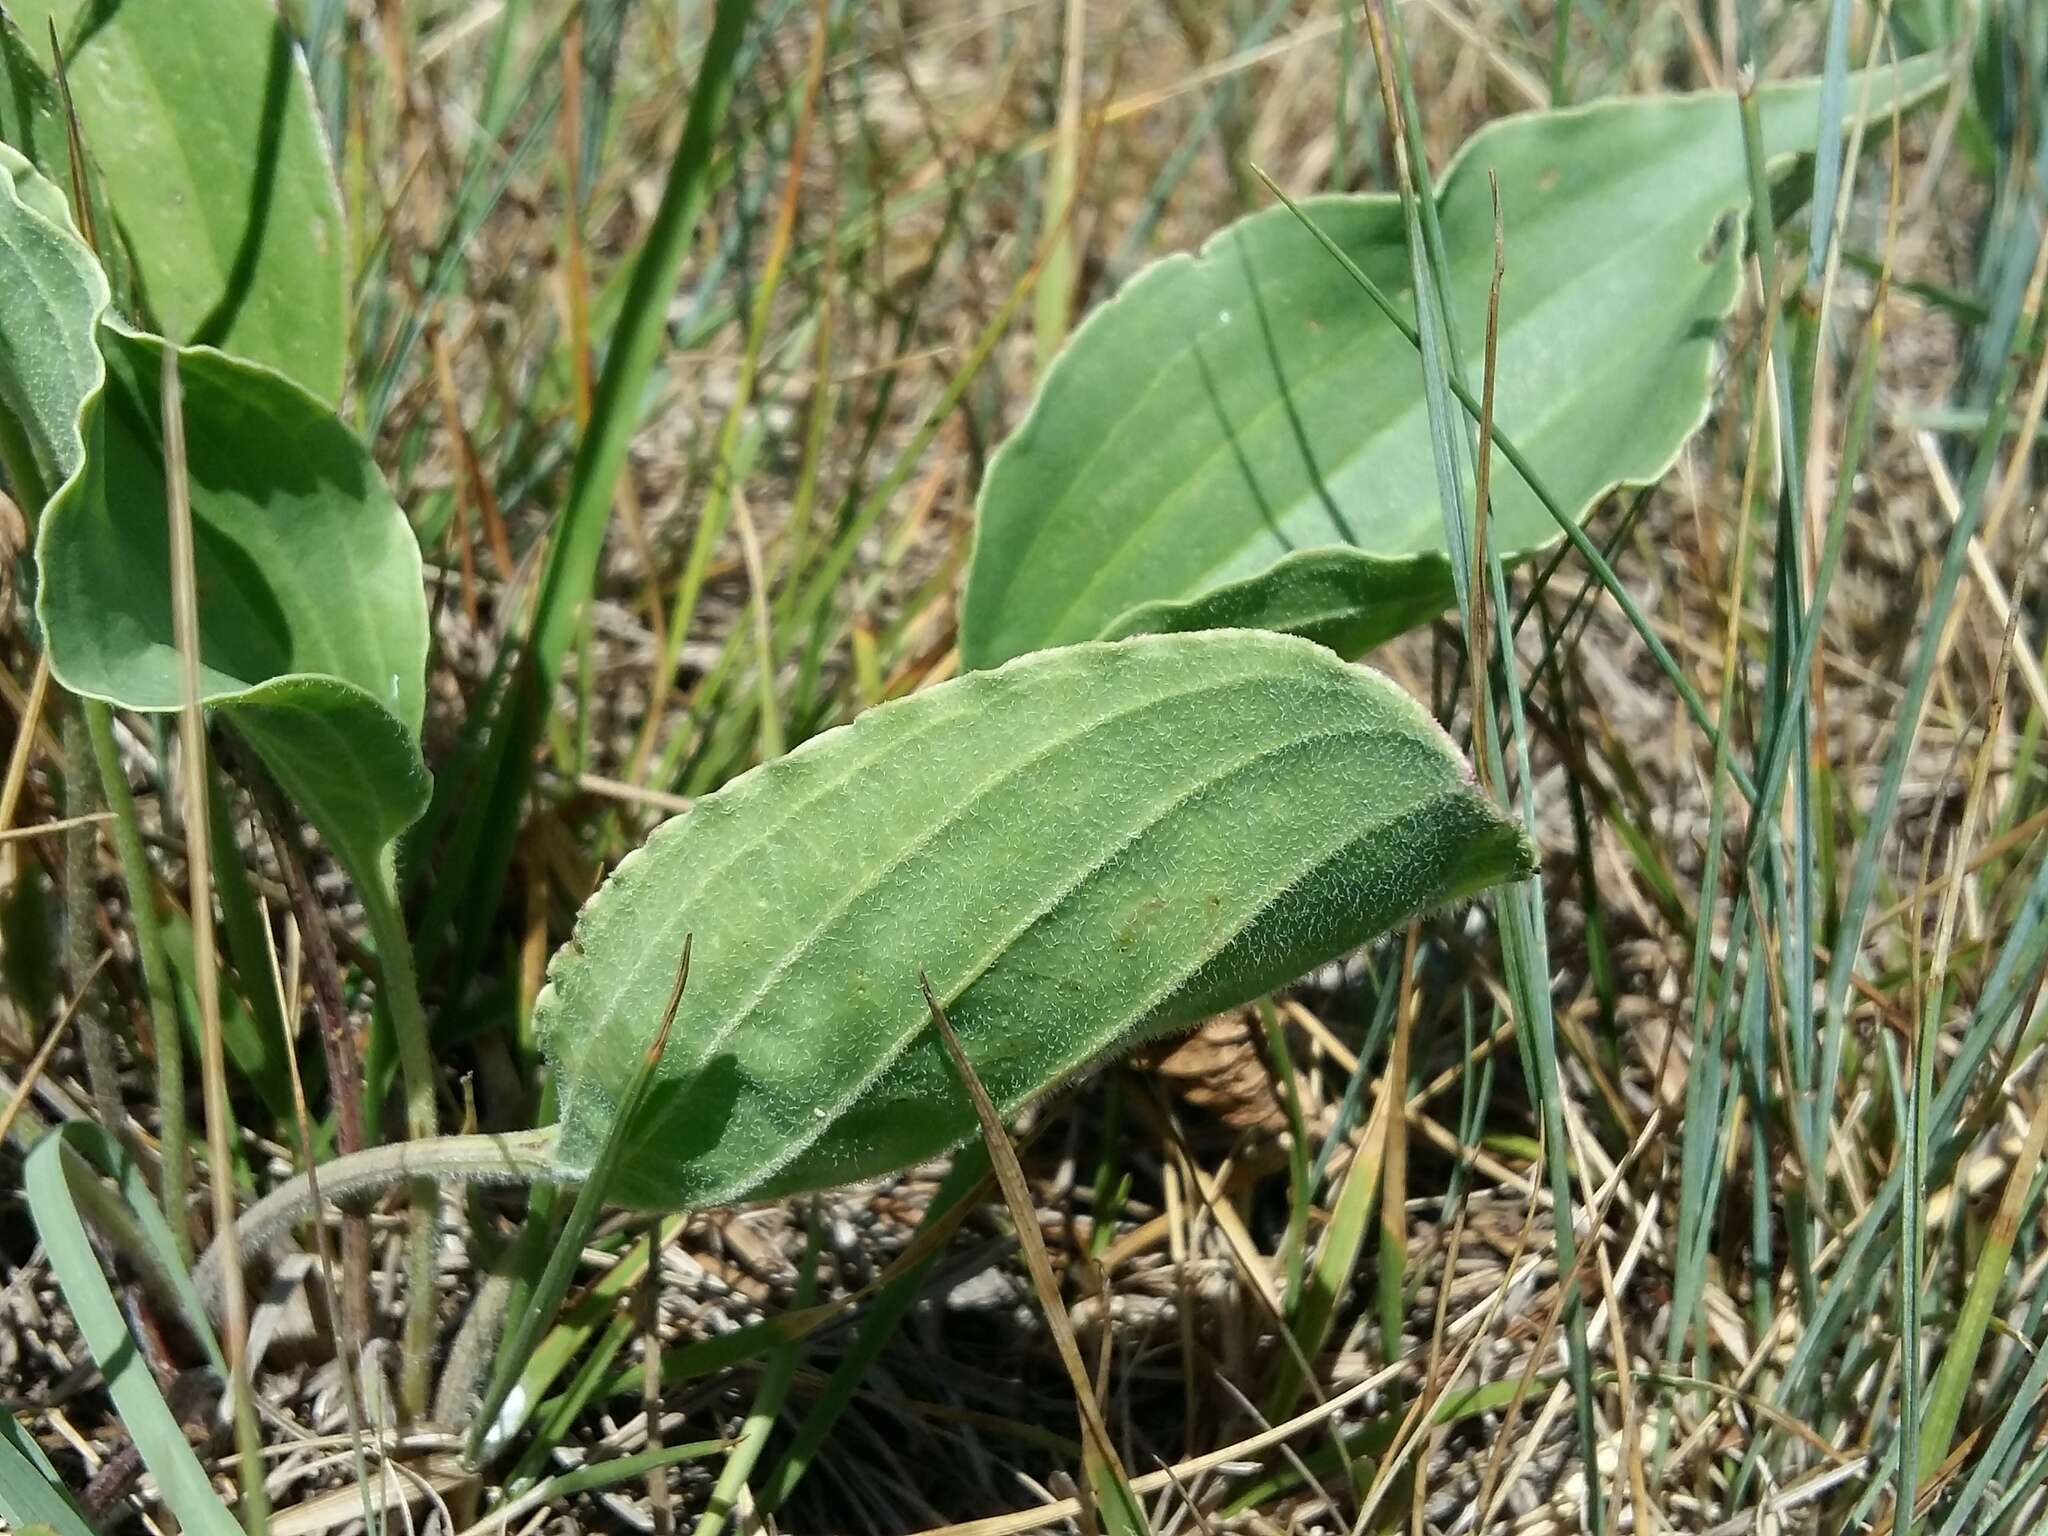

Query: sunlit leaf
[4,0,347,398]
[960,62,1944,669]
[35,327,429,885]
[0,144,104,510]
[534,631,1532,1209]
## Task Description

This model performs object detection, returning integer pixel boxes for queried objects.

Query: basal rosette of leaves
[960,60,1946,670]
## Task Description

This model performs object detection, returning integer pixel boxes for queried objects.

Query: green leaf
[0,139,423,891]
[34,325,429,886]
[0,142,104,509]
[534,630,1532,1210]
[960,62,1945,669]
[4,0,347,400]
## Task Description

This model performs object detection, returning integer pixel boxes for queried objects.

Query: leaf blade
[535,631,1532,1210]
[24,1126,241,1536]
[960,64,1945,669]
[0,143,103,507]
[35,326,430,882]
[5,0,348,398]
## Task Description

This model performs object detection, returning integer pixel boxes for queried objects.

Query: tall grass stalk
[160,343,268,1531]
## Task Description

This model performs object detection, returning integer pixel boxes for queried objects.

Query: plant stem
[83,699,191,1261]
[239,748,371,1335]
[360,875,444,1420]
[194,1125,561,1314]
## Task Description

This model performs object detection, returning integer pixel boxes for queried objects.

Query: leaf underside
[0,145,104,511]
[535,631,1533,1211]
[960,61,1945,670]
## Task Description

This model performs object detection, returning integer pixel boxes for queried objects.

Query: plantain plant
[0,21,1531,1520]
[0,4,1955,1530]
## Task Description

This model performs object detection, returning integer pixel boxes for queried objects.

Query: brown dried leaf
[1140,1009,1285,1133]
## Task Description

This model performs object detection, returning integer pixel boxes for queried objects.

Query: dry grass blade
[0,811,108,843]
[920,975,1148,1535]
[0,949,108,1149]
[160,340,268,1531]
[0,653,51,836]
[903,1359,1410,1536]
[1913,515,2038,1487]
[263,904,379,1536]
[4,7,2035,1531]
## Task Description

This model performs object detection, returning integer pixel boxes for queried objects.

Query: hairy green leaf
[5,0,347,399]
[535,631,1532,1210]
[34,326,429,885]
[0,144,103,510]
[960,63,1943,669]
[0,108,422,890]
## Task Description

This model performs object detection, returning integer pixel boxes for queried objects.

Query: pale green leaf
[5,0,347,399]
[0,143,104,509]
[534,631,1532,1210]
[960,62,1944,669]
[0,135,425,889]
[0,13,131,310]
[34,325,429,884]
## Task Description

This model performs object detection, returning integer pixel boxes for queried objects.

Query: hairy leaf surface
[961,62,1943,669]
[535,632,1532,1210]
[5,0,347,399]
[0,145,101,511]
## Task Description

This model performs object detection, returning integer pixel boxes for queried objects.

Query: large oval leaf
[5,0,347,400]
[534,631,1533,1210]
[33,326,428,883]
[960,63,1944,670]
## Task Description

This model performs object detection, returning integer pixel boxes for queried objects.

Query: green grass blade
[756,1145,991,1514]
[0,1410,95,1536]
[427,0,752,986]
[1933,1292,2048,1536]
[471,939,693,1464]
[1253,173,1753,804]
[465,1439,726,1536]
[502,1309,639,1496]
[25,1125,240,1536]
[1818,240,2048,1138]
[1365,7,1602,1521]
[692,1216,821,1536]
[489,1214,686,1454]
[1266,1082,1382,1419]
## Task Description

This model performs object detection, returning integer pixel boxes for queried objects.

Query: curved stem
[194,1126,562,1313]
